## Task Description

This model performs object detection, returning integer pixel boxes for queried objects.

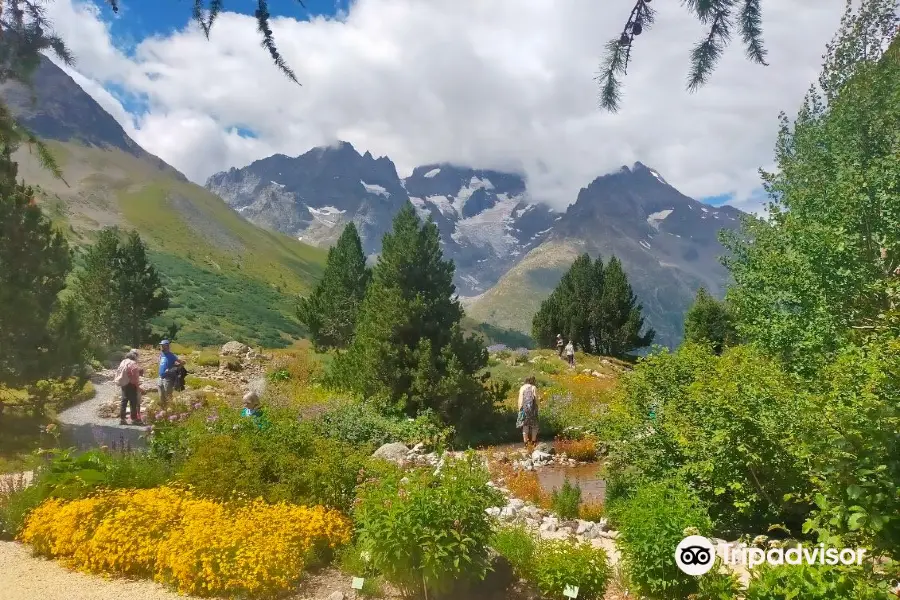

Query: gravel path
[57,368,148,449]
[0,542,192,600]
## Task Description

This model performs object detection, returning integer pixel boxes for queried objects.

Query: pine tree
[297,222,370,350]
[534,253,654,358]
[331,204,490,430]
[116,230,170,346]
[683,287,736,354]
[597,256,654,356]
[72,228,122,348]
[73,227,168,348]
[0,154,73,385]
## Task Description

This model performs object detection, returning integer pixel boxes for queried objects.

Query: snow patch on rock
[424,168,441,178]
[361,181,390,197]
[646,208,674,230]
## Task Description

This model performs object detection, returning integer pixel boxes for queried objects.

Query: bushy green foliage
[314,402,452,449]
[803,337,900,559]
[606,343,814,534]
[532,253,654,357]
[297,223,370,350]
[174,411,369,511]
[72,227,168,348]
[353,453,504,597]
[491,526,610,600]
[745,563,895,600]
[683,287,737,354]
[531,540,610,600]
[550,479,582,520]
[329,205,496,433]
[611,477,713,600]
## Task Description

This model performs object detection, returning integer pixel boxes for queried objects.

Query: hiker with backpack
[114,349,144,425]
[556,334,564,357]
[516,376,540,451]
[158,340,183,408]
[565,340,575,367]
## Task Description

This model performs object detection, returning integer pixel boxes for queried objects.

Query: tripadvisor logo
[675,535,868,575]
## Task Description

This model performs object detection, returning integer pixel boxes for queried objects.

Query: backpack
[113,360,131,387]
[517,385,538,427]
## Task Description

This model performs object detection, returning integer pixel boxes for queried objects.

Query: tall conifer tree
[331,204,490,430]
[298,222,370,350]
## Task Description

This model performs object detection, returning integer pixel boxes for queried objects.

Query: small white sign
[563,584,579,598]
[351,577,365,590]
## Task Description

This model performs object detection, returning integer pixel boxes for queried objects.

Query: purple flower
[486,344,507,353]
[206,413,219,423]
[168,415,177,422]
[155,411,165,420]
[193,402,202,410]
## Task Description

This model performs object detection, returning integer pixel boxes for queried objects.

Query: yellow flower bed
[19,486,352,597]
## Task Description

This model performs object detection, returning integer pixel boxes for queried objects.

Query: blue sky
[51,0,845,213]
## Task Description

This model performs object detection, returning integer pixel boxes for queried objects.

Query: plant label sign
[563,584,580,598]
[351,577,365,590]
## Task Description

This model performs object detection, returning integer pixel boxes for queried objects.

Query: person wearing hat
[114,349,144,425]
[157,340,182,407]
[556,334,564,358]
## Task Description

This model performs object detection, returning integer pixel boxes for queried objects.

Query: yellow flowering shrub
[19,486,352,597]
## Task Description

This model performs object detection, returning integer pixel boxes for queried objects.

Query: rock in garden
[536,441,554,454]
[575,520,594,535]
[220,341,250,356]
[591,370,603,378]
[485,507,502,517]
[411,442,426,453]
[531,450,552,462]
[326,592,345,600]
[371,442,410,465]
[596,518,609,532]
[500,506,518,520]
[507,498,525,510]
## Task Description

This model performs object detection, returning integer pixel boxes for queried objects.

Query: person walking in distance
[114,349,144,425]
[517,376,540,451]
[157,340,182,408]
[565,340,575,367]
[556,334,564,358]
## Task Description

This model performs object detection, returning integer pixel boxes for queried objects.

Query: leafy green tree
[721,0,900,374]
[73,227,168,348]
[683,287,736,354]
[297,222,370,350]
[0,156,73,384]
[330,205,491,431]
[596,256,655,357]
[116,230,170,346]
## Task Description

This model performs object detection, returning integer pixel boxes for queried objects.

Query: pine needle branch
[740,0,768,65]
[687,4,733,92]
[255,0,300,85]
[596,0,654,112]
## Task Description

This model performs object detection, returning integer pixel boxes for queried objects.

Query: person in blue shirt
[157,340,182,407]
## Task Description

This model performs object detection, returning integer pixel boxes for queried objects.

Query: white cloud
[46,0,845,213]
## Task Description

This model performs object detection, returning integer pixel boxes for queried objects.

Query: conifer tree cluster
[327,205,495,432]
[72,228,169,348]
[297,223,370,350]
[532,253,654,357]
[683,287,737,354]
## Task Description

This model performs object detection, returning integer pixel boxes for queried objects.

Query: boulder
[535,442,555,454]
[485,507,502,517]
[326,592,345,600]
[507,498,526,510]
[500,506,518,520]
[575,520,594,535]
[531,450,552,462]
[371,442,410,465]
[220,341,250,356]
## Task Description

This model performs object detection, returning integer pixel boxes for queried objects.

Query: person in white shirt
[565,341,575,366]
[516,376,539,450]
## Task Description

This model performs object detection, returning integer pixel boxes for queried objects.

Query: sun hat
[159,340,170,346]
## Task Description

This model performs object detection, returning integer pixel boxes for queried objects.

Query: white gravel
[0,541,193,600]
[57,368,126,428]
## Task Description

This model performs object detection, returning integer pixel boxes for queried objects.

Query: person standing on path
[114,349,144,425]
[517,376,540,451]
[556,334,564,357]
[157,340,182,408]
[565,340,575,367]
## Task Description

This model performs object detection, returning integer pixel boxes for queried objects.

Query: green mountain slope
[16,141,326,347]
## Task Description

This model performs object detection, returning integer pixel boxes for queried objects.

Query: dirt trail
[56,368,148,449]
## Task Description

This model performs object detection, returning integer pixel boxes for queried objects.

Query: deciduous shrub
[491,527,610,600]
[551,479,582,520]
[353,453,504,597]
[531,540,610,600]
[19,487,352,597]
[744,564,895,600]
[315,401,452,448]
[611,477,713,599]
